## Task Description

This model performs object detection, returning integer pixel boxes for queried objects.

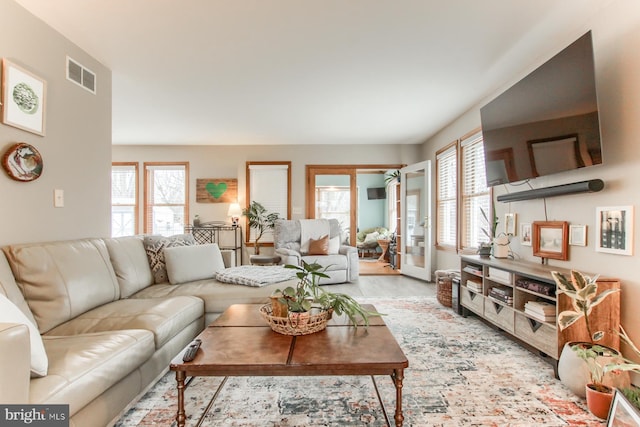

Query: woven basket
[259,304,330,336]
[435,270,458,308]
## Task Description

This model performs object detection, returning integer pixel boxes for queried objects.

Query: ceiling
[14,0,609,146]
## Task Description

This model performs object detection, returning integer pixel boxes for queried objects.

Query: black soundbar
[496,179,604,202]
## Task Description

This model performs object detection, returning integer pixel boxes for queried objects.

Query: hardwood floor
[329,274,436,298]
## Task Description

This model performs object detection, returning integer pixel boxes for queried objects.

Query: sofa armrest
[339,245,358,255]
[275,248,302,266]
[0,323,30,403]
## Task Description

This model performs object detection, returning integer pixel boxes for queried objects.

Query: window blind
[248,163,290,244]
[461,132,490,249]
[436,145,457,247]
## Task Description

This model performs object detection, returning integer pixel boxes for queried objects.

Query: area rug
[115,297,604,426]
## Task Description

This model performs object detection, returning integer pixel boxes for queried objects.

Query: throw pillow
[308,234,329,255]
[329,235,340,254]
[364,231,380,243]
[143,234,195,284]
[164,243,225,285]
[0,294,48,377]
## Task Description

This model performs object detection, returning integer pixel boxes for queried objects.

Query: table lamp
[228,203,242,226]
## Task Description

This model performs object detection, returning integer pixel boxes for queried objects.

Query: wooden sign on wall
[196,178,237,203]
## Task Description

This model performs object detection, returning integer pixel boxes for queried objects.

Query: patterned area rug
[115,297,604,426]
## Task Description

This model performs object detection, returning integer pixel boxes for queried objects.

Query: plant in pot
[242,201,280,256]
[552,270,622,399]
[604,325,640,412]
[478,206,498,257]
[271,261,380,331]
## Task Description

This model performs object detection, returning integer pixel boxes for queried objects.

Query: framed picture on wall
[2,59,47,136]
[569,225,587,246]
[596,206,634,256]
[532,221,569,260]
[521,223,532,246]
[505,213,517,235]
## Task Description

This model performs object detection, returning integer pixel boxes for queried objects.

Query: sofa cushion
[143,234,195,284]
[0,251,38,327]
[31,330,154,412]
[3,239,120,333]
[0,294,47,377]
[44,296,203,349]
[301,254,348,271]
[164,243,225,285]
[104,236,154,298]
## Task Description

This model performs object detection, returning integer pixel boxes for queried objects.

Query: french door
[400,161,432,280]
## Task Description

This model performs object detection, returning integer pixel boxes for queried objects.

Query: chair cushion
[32,330,154,410]
[143,234,195,284]
[301,254,348,271]
[0,294,47,377]
[45,297,203,349]
[164,243,225,285]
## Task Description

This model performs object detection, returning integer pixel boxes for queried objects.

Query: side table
[249,255,281,266]
[377,239,390,262]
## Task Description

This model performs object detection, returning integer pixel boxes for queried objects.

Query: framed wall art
[2,59,47,136]
[521,223,532,246]
[196,178,237,203]
[2,142,43,182]
[569,225,587,246]
[532,221,569,260]
[607,389,640,426]
[596,206,634,256]
[505,213,517,235]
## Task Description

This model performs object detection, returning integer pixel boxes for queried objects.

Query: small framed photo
[569,225,587,246]
[2,59,47,136]
[532,221,569,260]
[607,389,640,426]
[521,223,532,246]
[596,206,634,256]
[505,213,517,235]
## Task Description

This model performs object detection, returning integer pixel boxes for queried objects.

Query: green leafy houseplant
[604,325,640,411]
[572,344,619,393]
[242,201,280,255]
[275,261,380,327]
[478,206,498,255]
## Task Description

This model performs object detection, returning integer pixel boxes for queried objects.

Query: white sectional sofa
[0,235,294,427]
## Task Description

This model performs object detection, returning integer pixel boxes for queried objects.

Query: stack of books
[463,265,482,277]
[488,287,513,306]
[466,280,482,292]
[524,301,556,322]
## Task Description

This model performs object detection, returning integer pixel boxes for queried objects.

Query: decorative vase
[478,245,492,257]
[558,342,630,398]
[585,384,613,420]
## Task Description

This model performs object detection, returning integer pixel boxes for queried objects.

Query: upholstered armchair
[356,226,389,257]
[273,219,359,284]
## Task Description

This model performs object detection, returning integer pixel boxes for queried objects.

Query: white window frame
[144,162,189,236]
[435,142,458,249]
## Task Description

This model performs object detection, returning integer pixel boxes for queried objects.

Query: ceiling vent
[66,56,96,94]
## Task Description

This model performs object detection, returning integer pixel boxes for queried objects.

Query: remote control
[182,339,202,362]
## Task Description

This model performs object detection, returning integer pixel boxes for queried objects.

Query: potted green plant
[478,206,498,256]
[572,344,621,419]
[273,261,380,330]
[242,201,280,255]
[604,325,640,412]
[552,270,621,398]
[384,170,400,185]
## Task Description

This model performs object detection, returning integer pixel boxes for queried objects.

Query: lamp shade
[227,203,242,218]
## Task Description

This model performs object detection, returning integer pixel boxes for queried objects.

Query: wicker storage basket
[435,270,459,308]
[260,304,330,336]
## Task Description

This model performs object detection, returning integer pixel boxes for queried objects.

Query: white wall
[424,0,640,358]
[0,1,112,245]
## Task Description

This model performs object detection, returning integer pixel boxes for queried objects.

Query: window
[111,163,138,237]
[144,162,189,236]
[246,162,291,245]
[460,131,490,250]
[435,143,457,248]
[315,186,350,227]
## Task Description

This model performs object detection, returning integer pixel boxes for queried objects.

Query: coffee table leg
[176,370,187,427]
[392,369,404,427]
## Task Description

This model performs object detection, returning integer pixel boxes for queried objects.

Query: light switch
[54,189,64,207]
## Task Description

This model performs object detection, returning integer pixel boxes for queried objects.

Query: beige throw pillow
[164,243,225,285]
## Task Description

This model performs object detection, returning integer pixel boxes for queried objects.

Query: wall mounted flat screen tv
[367,187,386,200]
[480,31,602,187]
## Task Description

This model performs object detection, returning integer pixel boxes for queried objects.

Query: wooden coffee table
[170,303,409,426]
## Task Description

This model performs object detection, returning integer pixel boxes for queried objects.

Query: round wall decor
[2,142,43,182]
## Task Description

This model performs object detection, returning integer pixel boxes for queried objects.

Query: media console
[459,255,620,373]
